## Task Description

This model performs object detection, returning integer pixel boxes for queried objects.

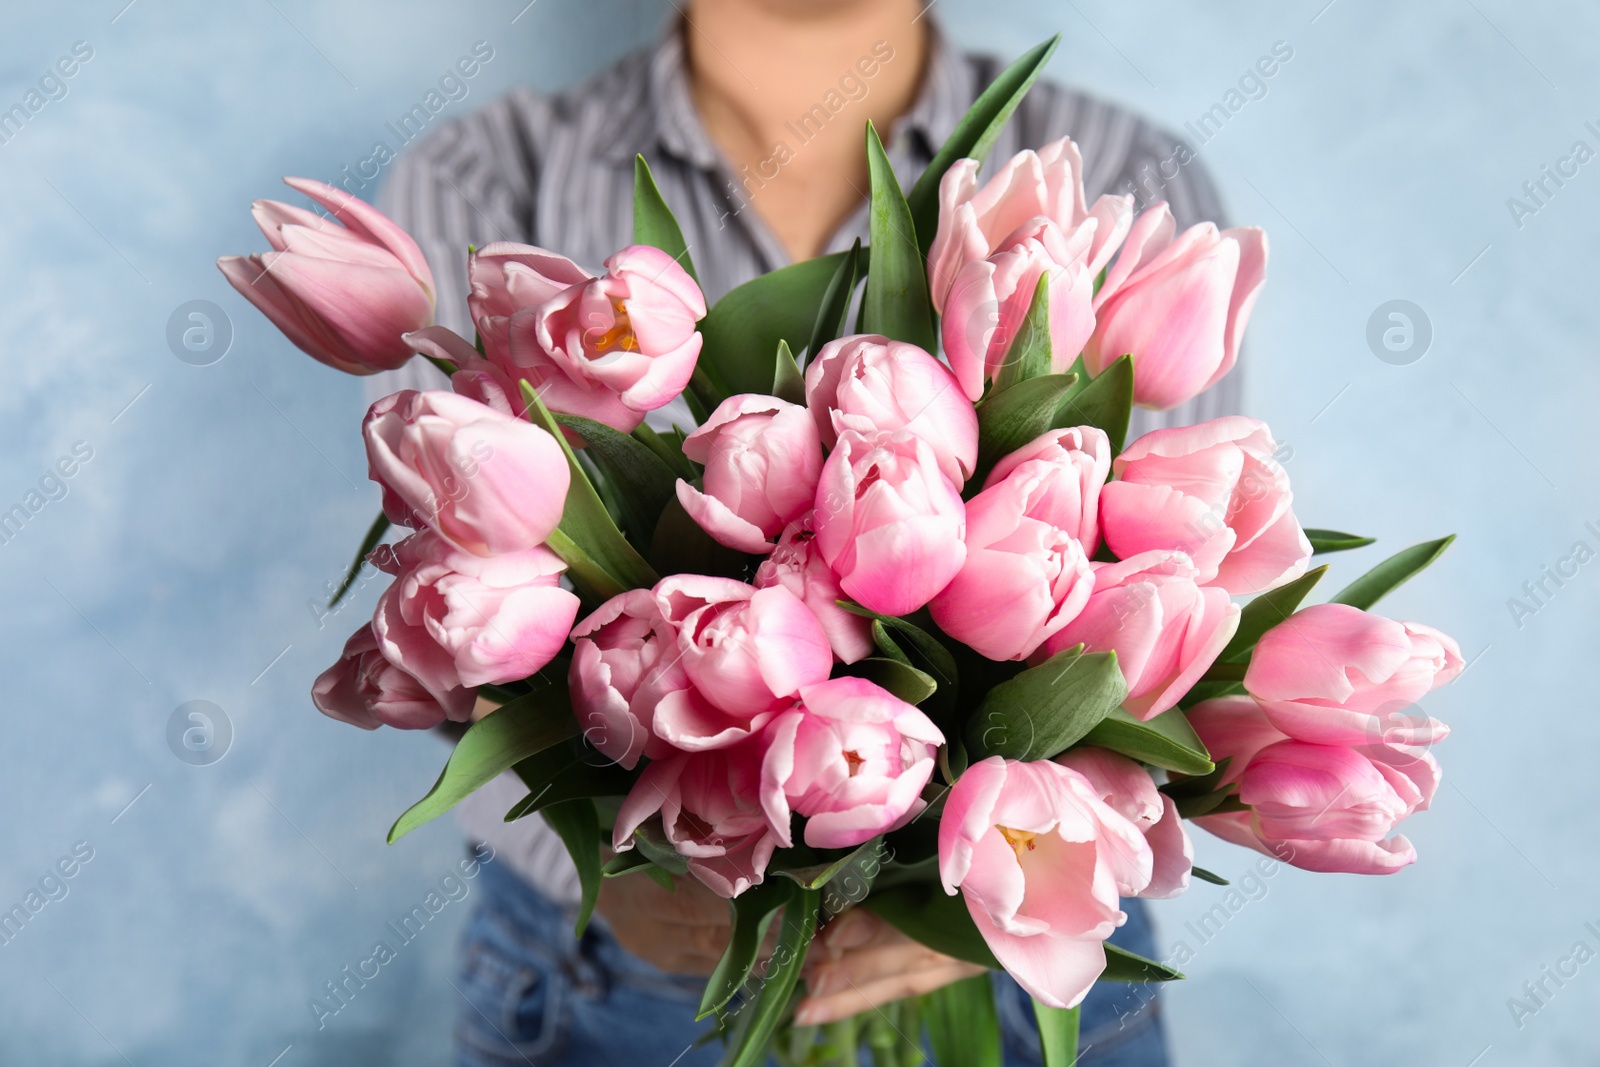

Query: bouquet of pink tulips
[223,37,1461,1065]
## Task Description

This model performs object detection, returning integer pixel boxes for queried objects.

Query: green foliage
[633,154,699,284]
[1082,707,1214,776]
[1330,535,1456,611]
[388,679,577,843]
[862,122,936,352]
[965,646,1127,761]
[542,798,602,936]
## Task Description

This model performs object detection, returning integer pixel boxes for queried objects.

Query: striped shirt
[371,17,1237,905]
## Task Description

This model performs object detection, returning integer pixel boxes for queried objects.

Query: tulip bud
[805,335,978,484]
[311,624,474,731]
[1083,204,1267,411]
[363,390,569,557]
[813,430,967,617]
[676,395,824,554]
[1040,550,1239,719]
[1100,416,1311,596]
[218,177,435,374]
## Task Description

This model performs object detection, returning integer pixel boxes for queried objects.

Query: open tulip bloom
[232,36,1462,1066]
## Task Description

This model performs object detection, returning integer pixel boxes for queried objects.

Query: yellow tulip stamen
[997,825,1038,858]
[589,298,638,354]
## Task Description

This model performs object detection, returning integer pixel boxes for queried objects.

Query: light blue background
[1,1,1594,1064]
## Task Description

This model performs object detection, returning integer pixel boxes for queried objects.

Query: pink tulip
[938,756,1153,1009]
[1040,550,1240,719]
[814,431,967,617]
[1100,417,1311,595]
[1245,742,1435,845]
[941,216,1105,403]
[760,677,944,849]
[1055,747,1193,898]
[363,389,569,556]
[753,514,875,664]
[1083,204,1267,410]
[928,138,1130,314]
[402,325,524,420]
[486,244,707,431]
[804,335,978,484]
[1184,694,1291,785]
[928,427,1111,660]
[1244,603,1461,748]
[649,576,833,751]
[675,395,824,554]
[983,428,1113,550]
[371,530,578,690]
[464,243,646,429]
[1188,694,1442,874]
[468,242,593,352]
[613,736,779,898]
[568,589,685,770]
[218,177,435,375]
[312,623,474,731]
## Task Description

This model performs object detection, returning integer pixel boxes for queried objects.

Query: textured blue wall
[0,2,1594,1064]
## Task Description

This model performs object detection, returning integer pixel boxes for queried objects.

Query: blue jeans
[454,858,1169,1066]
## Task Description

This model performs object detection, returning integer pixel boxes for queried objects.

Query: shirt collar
[605,16,974,169]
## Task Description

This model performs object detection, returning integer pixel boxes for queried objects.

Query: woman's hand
[594,870,734,976]
[795,908,987,1026]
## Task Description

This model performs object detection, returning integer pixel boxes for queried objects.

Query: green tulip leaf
[1056,353,1134,453]
[906,35,1062,254]
[633,154,699,285]
[1220,565,1329,663]
[863,121,936,352]
[991,271,1054,393]
[1305,528,1376,554]
[973,372,1080,482]
[807,238,863,361]
[922,975,1004,1067]
[542,798,602,937]
[725,885,820,1067]
[1330,535,1455,611]
[965,645,1126,762]
[772,338,807,405]
[1082,706,1214,776]
[522,382,659,597]
[555,413,679,549]
[698,250,861,399]
[389,678,577,843]
[697,878,789,1020]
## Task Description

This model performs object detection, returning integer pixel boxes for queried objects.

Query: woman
[372,1,1235,1062]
